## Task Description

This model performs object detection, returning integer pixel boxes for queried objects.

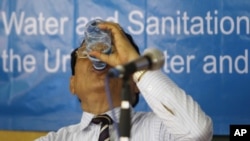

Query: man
[36,21,213,141]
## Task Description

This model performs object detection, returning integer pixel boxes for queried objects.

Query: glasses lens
[77,47,88,58]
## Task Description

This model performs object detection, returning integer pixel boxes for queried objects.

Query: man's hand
[89,22,140,67]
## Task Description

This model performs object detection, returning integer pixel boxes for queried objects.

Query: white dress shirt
[35,70,213,141]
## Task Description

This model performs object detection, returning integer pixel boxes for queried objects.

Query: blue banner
[0,0,250,135]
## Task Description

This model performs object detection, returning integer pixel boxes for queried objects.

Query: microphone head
[143,48,165,70]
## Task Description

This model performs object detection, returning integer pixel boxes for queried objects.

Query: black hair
[70,32,140,107]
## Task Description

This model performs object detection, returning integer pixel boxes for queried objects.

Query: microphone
[108,48,165,78]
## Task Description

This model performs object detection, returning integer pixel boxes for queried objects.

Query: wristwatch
[133,70,147,83]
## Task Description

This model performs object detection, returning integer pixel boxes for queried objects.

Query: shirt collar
[79,107,135,130]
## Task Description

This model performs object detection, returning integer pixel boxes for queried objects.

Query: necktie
[92,114,113,141]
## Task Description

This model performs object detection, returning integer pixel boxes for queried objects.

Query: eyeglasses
[75,43,114,59]
[75,45,89,59]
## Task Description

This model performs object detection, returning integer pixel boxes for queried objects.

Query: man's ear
[131,81,139,94]
[70,76,75,94]
[130,80,140,107]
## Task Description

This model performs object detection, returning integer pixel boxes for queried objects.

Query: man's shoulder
[132,111,161,123]
[35,123,82,141]
[56,122,82,134]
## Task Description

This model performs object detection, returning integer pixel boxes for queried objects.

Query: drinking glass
[85,19,112,70]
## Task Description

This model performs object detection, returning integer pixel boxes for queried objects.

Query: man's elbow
[191,116,213,141]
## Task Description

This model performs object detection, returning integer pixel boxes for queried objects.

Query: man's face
[70,45,123,104]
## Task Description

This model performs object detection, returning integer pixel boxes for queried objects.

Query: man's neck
[81,97,120,115]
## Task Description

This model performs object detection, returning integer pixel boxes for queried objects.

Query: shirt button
[147,85,153,91]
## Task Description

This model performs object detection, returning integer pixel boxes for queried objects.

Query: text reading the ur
[1,49,70,73]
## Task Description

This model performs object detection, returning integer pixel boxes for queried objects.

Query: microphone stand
[119,75,131,141]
